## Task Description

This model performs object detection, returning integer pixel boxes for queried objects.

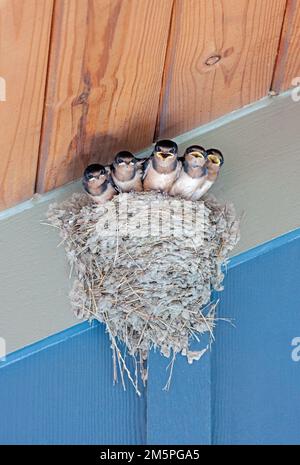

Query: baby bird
[83,163,117,204]
[169,145,207,199]
[143,139,181,193]
[191,149,224,200]
[111,151,143,192]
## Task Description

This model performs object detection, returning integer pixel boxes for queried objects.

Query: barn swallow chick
[82,163,117,204]
[143,140,181,193]
[169,145,207,199]
[111,151,143,192]
[191,149,224,200]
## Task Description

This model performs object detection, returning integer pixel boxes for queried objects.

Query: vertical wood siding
[36,0,173,193]
[0,0,300,209]
[0,0,53,210]
[155,0,286,138]
[271,0,300,91]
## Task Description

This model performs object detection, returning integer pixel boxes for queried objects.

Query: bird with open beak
[169,145,207,199]
[143,139,181,193]
[111,151,143,193]
[82,163,117,204]
[191,149,224,200]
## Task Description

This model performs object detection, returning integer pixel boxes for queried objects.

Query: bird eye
[208,154,221,165]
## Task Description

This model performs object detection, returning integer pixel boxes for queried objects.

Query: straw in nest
[47,191,239,395]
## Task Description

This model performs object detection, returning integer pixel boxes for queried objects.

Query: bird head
[184,145,207,167]
[113,151,139,178]
[114,151,135,166]
[153,140,178,161]
[83,164,107,188]
[206,149,224,173]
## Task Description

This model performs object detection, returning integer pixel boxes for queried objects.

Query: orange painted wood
[156,0,286,139]
[272,0,300,92]
[0,0,53,210]
[37,0,173,193]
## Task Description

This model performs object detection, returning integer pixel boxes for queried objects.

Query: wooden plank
[156,0,286,139]
[36,0,173,193]
[272,0,300,92]
[0,0,54,210]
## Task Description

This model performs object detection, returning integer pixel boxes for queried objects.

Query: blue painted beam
[212,234,300,444]
[147,335,211,445]
[147,228,300,445]
[0,324,146,445]
[1,228,300,444]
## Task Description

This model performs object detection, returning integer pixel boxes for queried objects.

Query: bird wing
[135,157,147,168]
[175,159,183,180]
[191,179,213,200]
[142,158,152,180]
[108,173,121,193]
[82,178,89,193]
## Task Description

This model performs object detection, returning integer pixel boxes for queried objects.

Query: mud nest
[47,191,239,395]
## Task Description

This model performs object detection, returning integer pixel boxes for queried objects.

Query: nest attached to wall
[47,191,239,395]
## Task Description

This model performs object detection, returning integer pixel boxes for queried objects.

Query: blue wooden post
[147,333,211,445]
[0,322,146,445]
[212,230,300,444]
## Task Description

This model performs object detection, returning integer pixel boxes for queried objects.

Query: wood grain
[0,0,53,210]
[36,0,173,193]
[156,0,286,139]
[272,0,300,92]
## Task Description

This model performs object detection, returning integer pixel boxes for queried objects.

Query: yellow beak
[190,151,204,158]
[156,151,173,159]
[208,154,221,165]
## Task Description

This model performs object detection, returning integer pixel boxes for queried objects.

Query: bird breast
[170,170,205,199]
[89,183,117,204]
[112,169,142,193]
[144,161,181,192]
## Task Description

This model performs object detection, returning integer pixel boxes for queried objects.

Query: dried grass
[47,191,240,395]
